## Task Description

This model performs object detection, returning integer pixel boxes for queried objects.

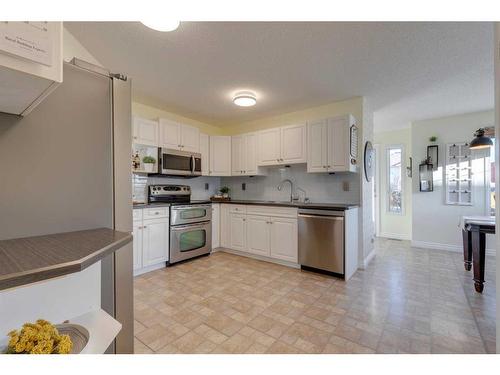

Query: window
[387,146,403,214]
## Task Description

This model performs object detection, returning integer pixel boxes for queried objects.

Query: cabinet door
[281,124,307,164]
[212,204,220,249]
[209,136,232,176]
[133,222,143,271]
[220,204,231,248]
[142,219,169,266]
[257,128,281,165]
[229,213,247,252]
[133,117,158,146]
[231,135,245,175]
[181,124,200,152]
[200,133,210,176]
[159,118,181,150]
[245,133,258,175]
[246,215,271,256]
[270,217,298,263]
[327,116,348,172]
[307,120,328,173]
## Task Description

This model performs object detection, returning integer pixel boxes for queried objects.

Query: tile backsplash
[221,164,360,204]
[133,165,359,204]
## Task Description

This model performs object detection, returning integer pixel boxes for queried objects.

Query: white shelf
[68,308,122,354]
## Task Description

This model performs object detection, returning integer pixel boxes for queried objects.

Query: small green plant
[142,156,156,164]
[429,136,437,142]
[219,186,230,194]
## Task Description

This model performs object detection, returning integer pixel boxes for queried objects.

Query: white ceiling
[65,22,494,131]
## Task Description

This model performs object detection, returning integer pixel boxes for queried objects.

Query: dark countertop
[133,200,358,210]
[0,228,132,291]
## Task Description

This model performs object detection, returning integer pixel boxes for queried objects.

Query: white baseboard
[411,240,496,257]
[379,232,411,241]
[133,262,167,277]
[217,247,300,269]
[359,248,376,269]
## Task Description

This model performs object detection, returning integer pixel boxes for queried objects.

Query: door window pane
[179,230,206,252]
[388,147,403,214]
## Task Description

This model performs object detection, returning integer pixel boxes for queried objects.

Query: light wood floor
[133,238,496,354]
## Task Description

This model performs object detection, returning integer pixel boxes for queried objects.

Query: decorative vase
[144,163,154,172]
[222,193,229,198]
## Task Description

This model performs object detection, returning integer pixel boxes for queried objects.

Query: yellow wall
[223,97,363,135]
[132,102,225,135]
[374,128,412,240]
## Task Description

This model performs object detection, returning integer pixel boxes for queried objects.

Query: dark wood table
[462,218,495,293]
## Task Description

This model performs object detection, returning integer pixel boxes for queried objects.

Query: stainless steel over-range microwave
[158,148,202,177]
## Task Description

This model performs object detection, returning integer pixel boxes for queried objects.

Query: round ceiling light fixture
[233,91,257,107]
[141,20,180,32]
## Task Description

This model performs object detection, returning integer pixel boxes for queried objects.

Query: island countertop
[0,228,132,291]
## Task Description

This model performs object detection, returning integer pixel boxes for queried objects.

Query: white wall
[494,22,499,355]
[221,164,360,204]
[411,110,496,253]
[374,128,412,240]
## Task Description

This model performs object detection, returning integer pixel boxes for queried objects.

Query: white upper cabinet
[232,132,265,176]
[133,117,159,146]
[307,119,328,173]
[257,124,306,166]
[280,124,307,164]
[209,136,232,176]
[307,114,357,173]
[159,119,200,152]
[258,128,281,165]
[199,133,210,176]
[0,22,63,116]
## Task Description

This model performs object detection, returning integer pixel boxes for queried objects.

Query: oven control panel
[149,184,191,196]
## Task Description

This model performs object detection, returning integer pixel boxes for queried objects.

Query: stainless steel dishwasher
[298,208,344,276]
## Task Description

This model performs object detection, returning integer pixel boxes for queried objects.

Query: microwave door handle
[190,155,195,174]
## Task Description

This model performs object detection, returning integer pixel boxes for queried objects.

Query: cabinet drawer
[228,204,247,214]
[143,207,169,219]
[246,205,297,218]
[133,209,143,221]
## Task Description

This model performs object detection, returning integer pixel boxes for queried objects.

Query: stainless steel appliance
[159,148,202,177]
[298,208,344,276]
[0,59,133,353]
[148,184,212,264]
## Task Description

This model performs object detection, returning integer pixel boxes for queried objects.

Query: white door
[212,204,220,249]
[281,124,307,164]
[209,136,232,176]
[231,135,245,175]
[229,213,247,252]
[327,116,348,172]
[132,222,143,271]
[246,215,271,256]
[258,128,281,165]
[245,133,259,175]
[142,219,169,266]
[159,118,181,150]
[307,119,328,173]
[200,133,210,176]
[270,217,298,262]
[133,117,158,146]
[181,124,200,152]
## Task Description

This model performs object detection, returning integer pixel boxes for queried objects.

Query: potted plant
[142,156,156,172]
[429,136,437,142]
[219,186,230,199]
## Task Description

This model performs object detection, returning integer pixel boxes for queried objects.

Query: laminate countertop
[0,228,132,291]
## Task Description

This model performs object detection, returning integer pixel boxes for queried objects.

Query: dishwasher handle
[298,213,344,221]
[298,208,344,217]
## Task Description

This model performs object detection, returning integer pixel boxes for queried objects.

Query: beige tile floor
[133,239,496,354]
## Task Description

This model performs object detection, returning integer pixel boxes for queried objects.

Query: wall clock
[364,141,374,182]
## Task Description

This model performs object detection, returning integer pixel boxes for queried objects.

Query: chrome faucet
[277,179,294,202]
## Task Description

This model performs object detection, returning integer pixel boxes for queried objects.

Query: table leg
[462,229,472,271]
[471,230,486,293]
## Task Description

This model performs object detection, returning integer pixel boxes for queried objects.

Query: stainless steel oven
[170,203,212,264]
[159,148,201,177]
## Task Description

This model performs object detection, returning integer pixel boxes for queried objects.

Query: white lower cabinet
[133,208,169,276]
[269,217,298,262]
[246,215,271,256]
[211,204,220,249]
[229,213,247,251]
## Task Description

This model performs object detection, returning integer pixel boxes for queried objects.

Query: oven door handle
[171,222,210,231]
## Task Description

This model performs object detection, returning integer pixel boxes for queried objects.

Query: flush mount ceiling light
[233,91,257,107]
[141,20,180,32]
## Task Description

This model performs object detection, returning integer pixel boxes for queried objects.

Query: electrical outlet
[242,183,246,191]
[342,181,350,191]
[205,183,209,190]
